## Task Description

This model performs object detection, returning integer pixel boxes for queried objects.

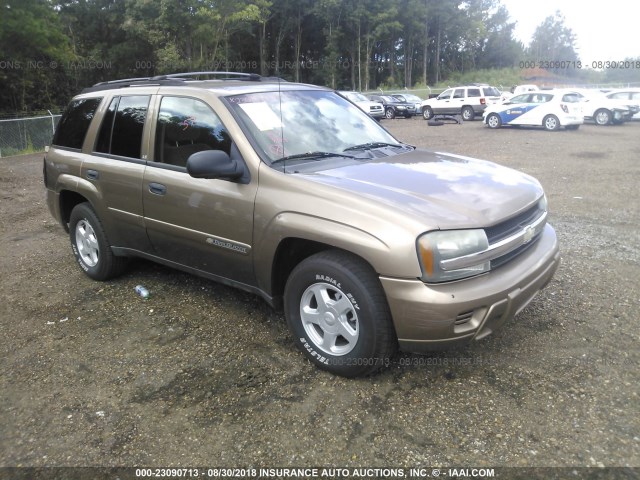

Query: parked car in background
[604,89,640,120]
[368,94,415,119]
[338,91,385,120]
[500,84,539,103]
[483,90,583,131]
[421,84,501,121]
[391,94,423,116]
[566,89,631,125]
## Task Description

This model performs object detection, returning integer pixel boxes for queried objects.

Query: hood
[300,149,544,230]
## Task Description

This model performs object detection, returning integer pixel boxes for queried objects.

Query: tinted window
[52,98,102,149]
[95,97,117,154]
[437,89,452,100]
[453,89,465,99]
[111,96,149,158]
[467,89,481,97]
[154,96,231,167]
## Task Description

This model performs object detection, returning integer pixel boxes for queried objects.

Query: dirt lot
[1,118,638,472]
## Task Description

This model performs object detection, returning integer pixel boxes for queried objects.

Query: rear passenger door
[142,95,257,285]
[81,94,152,251]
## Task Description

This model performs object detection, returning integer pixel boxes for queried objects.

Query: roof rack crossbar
[153,71,262,81]
[81,71,285,94]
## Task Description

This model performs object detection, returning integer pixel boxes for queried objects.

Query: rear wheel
[422,106,434,120]
[594,109,612,126]
[69,203,128,280]
[486,113,502,129]
[284,250,397,377]
[543,114,560,131]
[461,106,475,121]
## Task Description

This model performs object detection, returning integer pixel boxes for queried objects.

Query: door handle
[86,169,99,180]
[148,183,167,195]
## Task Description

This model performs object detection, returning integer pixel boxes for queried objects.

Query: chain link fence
[0,114,61,158]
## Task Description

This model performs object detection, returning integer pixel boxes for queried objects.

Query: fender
[254,211,419,295]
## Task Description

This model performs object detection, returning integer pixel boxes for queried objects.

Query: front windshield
[226,90,398,163]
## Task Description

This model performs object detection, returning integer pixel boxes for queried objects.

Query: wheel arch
[59,190,91,233]
[269,238,383,310]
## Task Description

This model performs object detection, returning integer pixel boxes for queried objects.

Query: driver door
[142,95,257,285]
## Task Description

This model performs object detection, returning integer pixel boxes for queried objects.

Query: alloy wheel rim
[299,282,359,356]
[75,220,99,267]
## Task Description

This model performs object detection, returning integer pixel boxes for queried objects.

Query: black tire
[461,106,475,121]
[486,113,502,129]
[284,250,397,377]
[543,114,560,131]
[422,106,434,120]
[69,202,128,280]
[385,107,396,119]
[427,120,444,126]
[594,109,612,126]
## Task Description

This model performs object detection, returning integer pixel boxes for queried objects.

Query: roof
[80,71,299,94]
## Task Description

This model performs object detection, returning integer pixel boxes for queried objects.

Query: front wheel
[284,250,397,377]
[543,114,560,131]
[385,108,396,119]
[486,113,502,129]
[69,202,127,280]
[422,106,434,120]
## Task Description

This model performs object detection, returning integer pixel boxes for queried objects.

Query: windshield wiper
[271,151,357,165]
[343,142,407,152]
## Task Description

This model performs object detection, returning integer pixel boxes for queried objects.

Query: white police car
[483,90,583,131]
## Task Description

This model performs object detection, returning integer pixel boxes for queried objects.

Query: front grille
[485,202,542,244]
[485,201,546,270]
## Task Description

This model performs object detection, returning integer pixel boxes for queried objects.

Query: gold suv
[44,72,560,377]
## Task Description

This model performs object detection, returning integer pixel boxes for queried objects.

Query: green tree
[0,0,73,112]
[528,10,579,73]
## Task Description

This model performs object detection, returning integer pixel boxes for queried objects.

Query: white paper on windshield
[239,102,283,131]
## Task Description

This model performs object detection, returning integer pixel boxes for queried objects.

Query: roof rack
[81,71,284,94]
[154,71,262,81]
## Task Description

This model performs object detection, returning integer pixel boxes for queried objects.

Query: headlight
[417,229,490,282]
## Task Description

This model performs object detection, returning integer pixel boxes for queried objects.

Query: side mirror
[186,150,244,181]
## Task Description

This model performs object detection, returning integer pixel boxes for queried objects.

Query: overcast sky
[500,0,640,65]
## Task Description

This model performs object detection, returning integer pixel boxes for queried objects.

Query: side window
[95,97,117,154]
[467,89,481,97]
[437,89,452,100]
[94,95,150,159]
[453,89,465,99]
[52,97,102,150]
[153,96,231,168]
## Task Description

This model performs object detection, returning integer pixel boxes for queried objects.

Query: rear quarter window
[52,98,103,150]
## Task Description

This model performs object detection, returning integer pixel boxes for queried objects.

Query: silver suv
[44,72,560,377]
[422,84,501,121]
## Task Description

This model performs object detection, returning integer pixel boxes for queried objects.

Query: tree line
[0,0,624,114]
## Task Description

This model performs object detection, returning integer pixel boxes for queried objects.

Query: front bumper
[380,224,560,352]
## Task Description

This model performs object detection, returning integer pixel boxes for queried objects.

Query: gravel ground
[0,118,638,472]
